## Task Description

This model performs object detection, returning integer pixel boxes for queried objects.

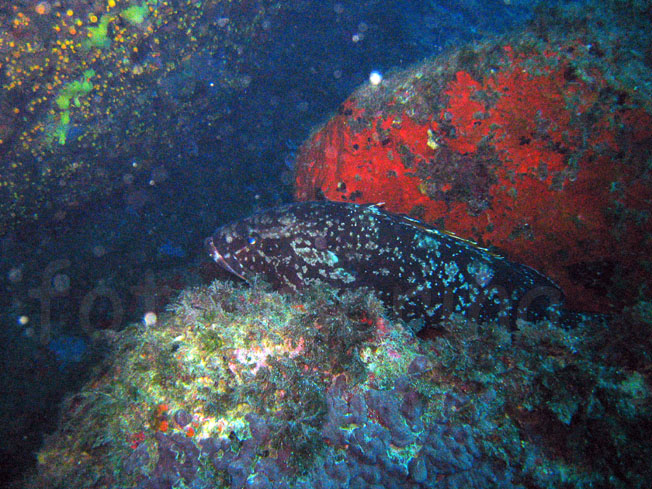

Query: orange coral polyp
[35,2,51,15]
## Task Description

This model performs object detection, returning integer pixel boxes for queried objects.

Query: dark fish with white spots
[206,201,562,330]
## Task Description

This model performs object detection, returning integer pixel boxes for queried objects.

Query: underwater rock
[0,0,284,234]
[294,8,652,314]
[24,282,652,489]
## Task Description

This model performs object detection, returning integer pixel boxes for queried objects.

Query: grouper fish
[206,201,562,330]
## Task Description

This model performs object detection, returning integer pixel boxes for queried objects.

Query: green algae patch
[120,3,150,25]
[83,15,113,50]
[49,69,96,145]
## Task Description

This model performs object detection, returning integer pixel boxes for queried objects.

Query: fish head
[206,206,307,288]
[205,220,261,283]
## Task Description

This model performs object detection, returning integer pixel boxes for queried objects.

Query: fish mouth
[205,237,248,282]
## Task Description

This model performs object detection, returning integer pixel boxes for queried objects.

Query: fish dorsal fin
[380,208,504,258]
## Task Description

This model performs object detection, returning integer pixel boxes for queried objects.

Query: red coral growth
[295,99,437,213]
[440,70,488,154]
[129,431,145,450]
[295,39,652,313]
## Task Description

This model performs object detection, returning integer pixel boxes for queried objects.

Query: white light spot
[143,312,157,327]
[370,71,381,85]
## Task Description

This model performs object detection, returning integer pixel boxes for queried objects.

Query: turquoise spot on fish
[206,201,562,330]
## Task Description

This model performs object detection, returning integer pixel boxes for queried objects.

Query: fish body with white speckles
[206,202,562,329]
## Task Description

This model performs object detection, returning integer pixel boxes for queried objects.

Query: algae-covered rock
[25,282,652,489]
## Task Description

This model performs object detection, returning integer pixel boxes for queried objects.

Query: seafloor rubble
[24,280,651,488]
